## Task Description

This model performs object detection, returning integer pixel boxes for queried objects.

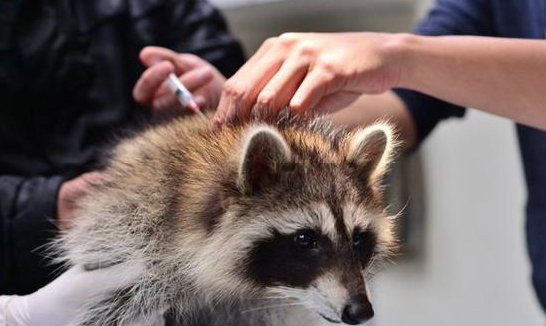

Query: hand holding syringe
[133,47,227,115]
[166,73,206,118]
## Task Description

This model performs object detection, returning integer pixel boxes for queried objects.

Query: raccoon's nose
[341,296,374,325]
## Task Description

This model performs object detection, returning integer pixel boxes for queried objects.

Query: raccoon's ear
[345,123,396,186]
[238,126,292,196]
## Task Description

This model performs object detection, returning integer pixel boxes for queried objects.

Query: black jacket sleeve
[393,0,494,143]
[0,175,64,294]
[129,0,245,78]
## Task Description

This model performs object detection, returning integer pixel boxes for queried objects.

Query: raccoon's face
[245,200,392,325]
[196,123,396,325]
[246,203,390,325]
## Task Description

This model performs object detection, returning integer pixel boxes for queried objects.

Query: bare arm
[215,32,546,131]
[398,35,546,130]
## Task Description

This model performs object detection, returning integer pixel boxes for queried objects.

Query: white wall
[415,0,433,17]
[372,111,544,325]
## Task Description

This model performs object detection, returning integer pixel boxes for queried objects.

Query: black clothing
[0,0,245,294]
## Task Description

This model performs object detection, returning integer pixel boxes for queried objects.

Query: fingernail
[289,98,303,112]
[195,96,206,108]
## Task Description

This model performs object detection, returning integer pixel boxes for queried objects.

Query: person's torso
[489,1,546,193]
[489,0,546,311]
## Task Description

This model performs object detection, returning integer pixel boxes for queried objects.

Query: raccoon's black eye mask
[246,227,378,288]
[353,227,377,266]
[293,229,318,250]
[246,229,333,287]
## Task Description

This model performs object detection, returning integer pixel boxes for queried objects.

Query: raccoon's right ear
[238,126,292,196]
[345,123,397,186]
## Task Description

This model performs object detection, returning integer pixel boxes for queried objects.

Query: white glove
[0,261,145,326]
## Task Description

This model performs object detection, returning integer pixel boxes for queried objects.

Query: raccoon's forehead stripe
[263,203,337,239]
[326,199,349,242]
[342,203,374,234]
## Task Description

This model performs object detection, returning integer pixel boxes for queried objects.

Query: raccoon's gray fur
[54,113,398,326]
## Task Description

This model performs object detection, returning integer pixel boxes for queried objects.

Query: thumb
[73,261,145,294]
[140,46,199,73]
[140,46,180,67]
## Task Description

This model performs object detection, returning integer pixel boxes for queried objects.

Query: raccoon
[54,113,398,326]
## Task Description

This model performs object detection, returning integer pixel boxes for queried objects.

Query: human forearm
[396,35,546,129]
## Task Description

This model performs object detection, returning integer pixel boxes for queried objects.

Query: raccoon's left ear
[345,123,397,186]
[238,125,292,196]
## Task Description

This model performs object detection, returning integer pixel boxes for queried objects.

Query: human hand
[0,262,146,326]
[133,46,226,112]
[57,171,106,230]
[214,32,406,124]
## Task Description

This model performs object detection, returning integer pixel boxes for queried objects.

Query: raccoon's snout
[341,295,374,325]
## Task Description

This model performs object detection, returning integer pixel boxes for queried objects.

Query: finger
[289,67,339,114]
[194,95,206,108]
[153,91,207,112]
[225,56,285,123]
[152,66,214,111]
[175,53,207,72]
[141,47,206,76]
[254,55,309,119]
[70,260,145,294]
[133,61,175,104]
[153,63,215,98]
[233,36,279,75]
[152,94,178,111]
[215,38,279,124]
[140,46,180,67]
[180,66,214,91]
[213,94,231,127]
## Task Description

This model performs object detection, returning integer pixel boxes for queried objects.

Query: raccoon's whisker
[254,296,291,301]
[241,302,305,314]
[311,289,339,315]
[385,198,410,220]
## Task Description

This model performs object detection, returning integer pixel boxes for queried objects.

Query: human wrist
[382,33,423,89]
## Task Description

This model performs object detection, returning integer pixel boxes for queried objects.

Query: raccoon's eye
[353,228,377,265]
[353,231,363,247]
[294,230,318,250]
